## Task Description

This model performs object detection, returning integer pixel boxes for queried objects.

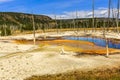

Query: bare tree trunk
[76,10,79,32]
[54,15,58,34]
[4,24,7,36]
[106,39,109,57]
[92,0,95,32]
[10,25,14,34]
[111,2,116,32]
[32,14,36,45]
[59,16,62,34]
[103,20,109,57]
[72,14,76,32]
[116,0,120,34]
[108,0,111,32]
[105,0,111,57]
[103,20,106,34]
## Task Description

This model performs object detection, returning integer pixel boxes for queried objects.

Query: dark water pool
[64,36,120,49]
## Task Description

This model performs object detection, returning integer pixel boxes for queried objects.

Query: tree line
[0,12,120,36]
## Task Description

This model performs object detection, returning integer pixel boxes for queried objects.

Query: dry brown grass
[25,67,120,80]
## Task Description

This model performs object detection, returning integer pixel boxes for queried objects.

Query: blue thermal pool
[64,36,120,49]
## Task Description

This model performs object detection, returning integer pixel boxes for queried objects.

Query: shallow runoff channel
[64,36,120,49]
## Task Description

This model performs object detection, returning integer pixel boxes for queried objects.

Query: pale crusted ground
[0,49,120,80]
[0,31,120,80]
[1,31,120,40]
[0,41,37,57]
[0,31,120,40]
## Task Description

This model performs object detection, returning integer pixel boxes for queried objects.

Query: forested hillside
[0,12,119,36]
[0,12,55,36]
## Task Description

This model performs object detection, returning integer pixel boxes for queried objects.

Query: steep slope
[0,12,52,25]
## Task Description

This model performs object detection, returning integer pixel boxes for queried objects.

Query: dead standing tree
[32,13,36,45]
[105,0,111,57]
[92,0,95,32]
[116,0,120,34]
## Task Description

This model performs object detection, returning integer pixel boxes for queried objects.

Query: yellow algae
[14,39,120,55]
